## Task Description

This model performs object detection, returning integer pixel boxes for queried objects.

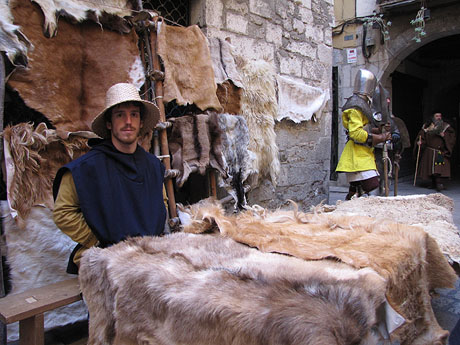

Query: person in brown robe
[414,112,456,191]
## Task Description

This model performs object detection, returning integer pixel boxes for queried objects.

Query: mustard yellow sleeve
[163,185,168,209]
[53,171,98,248]
[344,108,369,144]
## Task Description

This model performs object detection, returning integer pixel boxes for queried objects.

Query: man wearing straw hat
[53,83,167,274]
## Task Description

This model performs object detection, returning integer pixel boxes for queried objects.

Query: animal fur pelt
[168,113,227,188]
[181,199,456,345]
[2,201,87,342]
[217,113,258,209]
[321,193,460,265]
[208,37,243,88]
[3,122,92,226]
[238,58,280,187]
[216,80,242,114]
[7,0,145,132]
[157,23,223,112]
[15,0,140,38]
[79,232,396,345]
[0,0,30,66]
[276,74,330,123]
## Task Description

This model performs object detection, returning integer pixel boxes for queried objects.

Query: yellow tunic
[53,171,169,267]
[336,108,377,172]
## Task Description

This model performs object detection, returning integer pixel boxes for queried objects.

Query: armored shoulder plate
[342,94,373,123]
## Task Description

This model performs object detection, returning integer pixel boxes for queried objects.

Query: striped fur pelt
[181,199,456,345]
[238,58,280,187]
[217,113,258,209]
[79,232,391,345]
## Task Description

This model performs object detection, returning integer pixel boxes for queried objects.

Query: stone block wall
[190,0,334,209]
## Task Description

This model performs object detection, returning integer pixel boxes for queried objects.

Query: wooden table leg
[19,314,44,345]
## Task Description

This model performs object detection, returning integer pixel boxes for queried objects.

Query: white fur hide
[239,58,280,187]
[276,74,330,123]
[0,0,30,66]
[2,202,87,341]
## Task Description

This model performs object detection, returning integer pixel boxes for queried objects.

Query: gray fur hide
[217,113,258,208]
[2,202,87,342]
[79,233,391,345]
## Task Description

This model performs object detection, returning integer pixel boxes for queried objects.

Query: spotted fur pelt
[79,233,390,345]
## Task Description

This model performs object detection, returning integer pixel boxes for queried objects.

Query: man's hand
[372,132,391,146]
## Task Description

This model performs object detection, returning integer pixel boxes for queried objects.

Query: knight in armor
[371,83,401,195]
[414,111,456,191]
[336,69,391,200]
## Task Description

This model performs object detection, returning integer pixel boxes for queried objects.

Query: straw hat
[91,83,160,139]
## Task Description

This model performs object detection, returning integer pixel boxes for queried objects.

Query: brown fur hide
[216,80,242,114]
[157,23,223,112]
[3,122,92,226]
[168,113,227,187]
[7,0,144,132]
[238,58,280,187]
[181,199,456,345]
[79,233,391,345]
[18,0,139,38]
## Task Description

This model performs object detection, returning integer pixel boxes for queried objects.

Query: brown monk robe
[414,112,456,191]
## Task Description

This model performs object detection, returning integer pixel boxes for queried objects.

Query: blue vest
[53,140,166,247]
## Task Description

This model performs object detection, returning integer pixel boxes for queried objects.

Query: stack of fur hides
[178,199,456,345]
[80,233,391,345]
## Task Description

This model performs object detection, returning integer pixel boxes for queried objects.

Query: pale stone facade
[190,0,335,209]
[332,0,460,186]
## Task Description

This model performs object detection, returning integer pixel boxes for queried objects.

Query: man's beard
[432,119,444,134]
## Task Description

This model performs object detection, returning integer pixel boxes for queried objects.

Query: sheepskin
[3,122,92,226]
[157,22,222,112]
[7,0,145,132]
[181,199,456,345]
[0,0,30,66]
[238,58,280,187]
[208,37,243,88]
[321,193,460,265]
[2,201,87,342]
[217,113,258,208]
[79,232,396,345]
[276,74,330,123]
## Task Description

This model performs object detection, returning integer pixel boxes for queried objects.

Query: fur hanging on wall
[7,0,145,133]
[0,0,30,66]
[79,232,395,345]
[217,113,258,209]
[3,122,93,226]
[180,199,456,345]
[168,113,227,188]
[157,23,223,113]
[238,58,280,187]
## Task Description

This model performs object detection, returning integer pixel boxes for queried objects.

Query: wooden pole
[209,170,217,198]
[0,53,7,345]
[414,135,421,186]
[383,143,389,197]
[149,20,177,219]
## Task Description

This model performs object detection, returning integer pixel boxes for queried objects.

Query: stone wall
[190,0,334,209]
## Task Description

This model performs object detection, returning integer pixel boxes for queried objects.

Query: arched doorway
[389,34,460,178]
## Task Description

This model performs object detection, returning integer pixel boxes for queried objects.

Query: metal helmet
[371,83,390,126]
[353,69,377,99]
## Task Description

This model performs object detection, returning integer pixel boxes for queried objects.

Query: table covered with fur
[79,197,457,345]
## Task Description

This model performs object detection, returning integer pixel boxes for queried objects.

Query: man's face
[106,102,143,151]
[434,113,442,122]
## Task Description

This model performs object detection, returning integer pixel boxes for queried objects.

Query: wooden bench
[0,278,82,345]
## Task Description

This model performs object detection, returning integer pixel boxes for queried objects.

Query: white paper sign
[347,48,357,63]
